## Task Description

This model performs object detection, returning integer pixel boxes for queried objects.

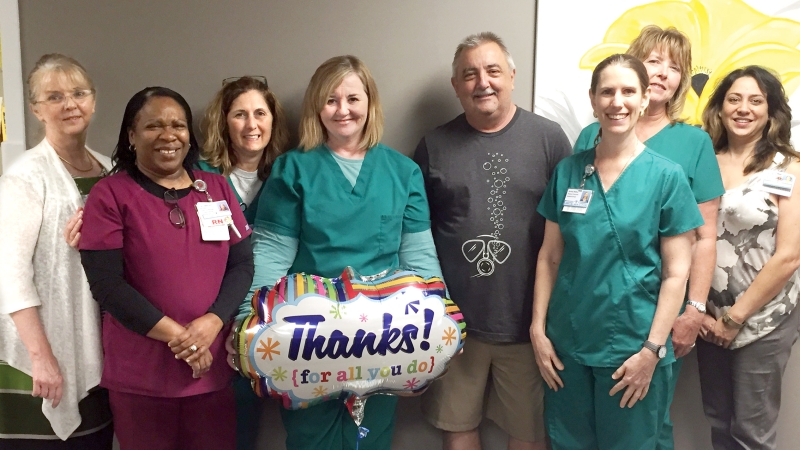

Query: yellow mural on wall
[0,32,5,144]
[579,0,800,125]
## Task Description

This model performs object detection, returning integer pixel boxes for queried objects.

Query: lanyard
[579,164,595,189]
[192,179,214,202]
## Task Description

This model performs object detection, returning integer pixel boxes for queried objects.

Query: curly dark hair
[111,86,200,175]
[702,66,797,174]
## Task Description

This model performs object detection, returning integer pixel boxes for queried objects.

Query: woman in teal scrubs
[531,54,702,449]
[574,29,724,447]
[200,76,289,449]
[244,55,442,450]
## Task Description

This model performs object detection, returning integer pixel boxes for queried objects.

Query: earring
[639,109,644,117]
[129,144,136,153]
[593,111,598,118]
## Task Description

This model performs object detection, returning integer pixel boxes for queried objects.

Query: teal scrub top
[574,122,724,203]
[537,148,703,367]
[196,160,264,225]
[255,143,431,278]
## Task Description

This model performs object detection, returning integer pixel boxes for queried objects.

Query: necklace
[58,151,94,173]
[597,143,642,191]
[235,178,253,199]
[231,169,257,200]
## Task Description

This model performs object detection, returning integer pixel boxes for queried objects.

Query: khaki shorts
[421,338,545,442]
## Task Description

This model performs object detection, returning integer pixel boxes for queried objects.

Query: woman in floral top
[699,65,800,450]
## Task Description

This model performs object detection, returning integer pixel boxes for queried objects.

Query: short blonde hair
[626,25,692,122]
[298,55,383,151]
[201,77,289,181]
[27,53,94,104]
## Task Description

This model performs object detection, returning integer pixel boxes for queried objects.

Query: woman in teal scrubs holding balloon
[531,54,702,449]
[242,55,442,450]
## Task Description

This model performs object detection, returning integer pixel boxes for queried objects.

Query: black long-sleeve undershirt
[80,236,254,336]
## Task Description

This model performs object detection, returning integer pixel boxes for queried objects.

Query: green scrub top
[196,160,264,225]
[574,122,724,203]
[537,148,703,367]
[256,143,431,278]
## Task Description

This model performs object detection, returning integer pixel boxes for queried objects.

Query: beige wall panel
[19,0,534,157]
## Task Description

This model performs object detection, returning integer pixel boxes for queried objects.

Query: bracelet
[722,312,745,329]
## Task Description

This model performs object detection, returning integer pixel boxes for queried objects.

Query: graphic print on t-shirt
[461,152,511,277]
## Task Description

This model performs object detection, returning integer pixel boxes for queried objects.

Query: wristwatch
[642,340,667,359]
[722,312,745,329]
[686,300,706,313]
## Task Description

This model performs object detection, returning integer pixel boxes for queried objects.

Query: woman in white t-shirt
[198,75,289,450]
[199,76,289,224]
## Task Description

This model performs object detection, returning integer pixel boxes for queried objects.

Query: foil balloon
[234,267,466,410]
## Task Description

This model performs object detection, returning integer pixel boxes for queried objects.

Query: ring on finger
[189,344,198,353]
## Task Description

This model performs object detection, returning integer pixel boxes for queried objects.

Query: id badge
[562,188,593,214]
[196,200,233,241]
[759,170,795,197]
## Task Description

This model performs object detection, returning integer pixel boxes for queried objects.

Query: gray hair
[27,53,94,104]
[451,32,516,78]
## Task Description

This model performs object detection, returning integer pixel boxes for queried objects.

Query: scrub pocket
[378,214,403,254]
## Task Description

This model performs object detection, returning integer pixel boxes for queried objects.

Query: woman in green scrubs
[530,54,702,449]
[574,29,724,448]
[244,55,442,450]
[199,76,289,450]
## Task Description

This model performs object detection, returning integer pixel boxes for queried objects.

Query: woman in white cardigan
[0,54,113,448]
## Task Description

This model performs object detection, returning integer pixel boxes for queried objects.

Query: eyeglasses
[164,188,186,228]
[35,89,95,106]
[222,76,268,88]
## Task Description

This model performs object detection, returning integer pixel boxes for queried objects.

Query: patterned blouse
[709,153,800,349]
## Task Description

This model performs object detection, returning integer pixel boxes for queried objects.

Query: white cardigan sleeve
[0,158,46,314]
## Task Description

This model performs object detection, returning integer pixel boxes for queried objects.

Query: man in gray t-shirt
[414,32,571,450]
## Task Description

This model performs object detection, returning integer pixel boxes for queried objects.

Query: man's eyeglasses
[222,76,268,88]
[164,189,186,228]
[35,89,95,106]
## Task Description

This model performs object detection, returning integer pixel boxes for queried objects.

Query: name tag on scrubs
[196,200,233,241]
[562,189,593,214]
[759,170,795,197]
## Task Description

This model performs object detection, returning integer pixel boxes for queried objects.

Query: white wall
[0,0,26,174]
